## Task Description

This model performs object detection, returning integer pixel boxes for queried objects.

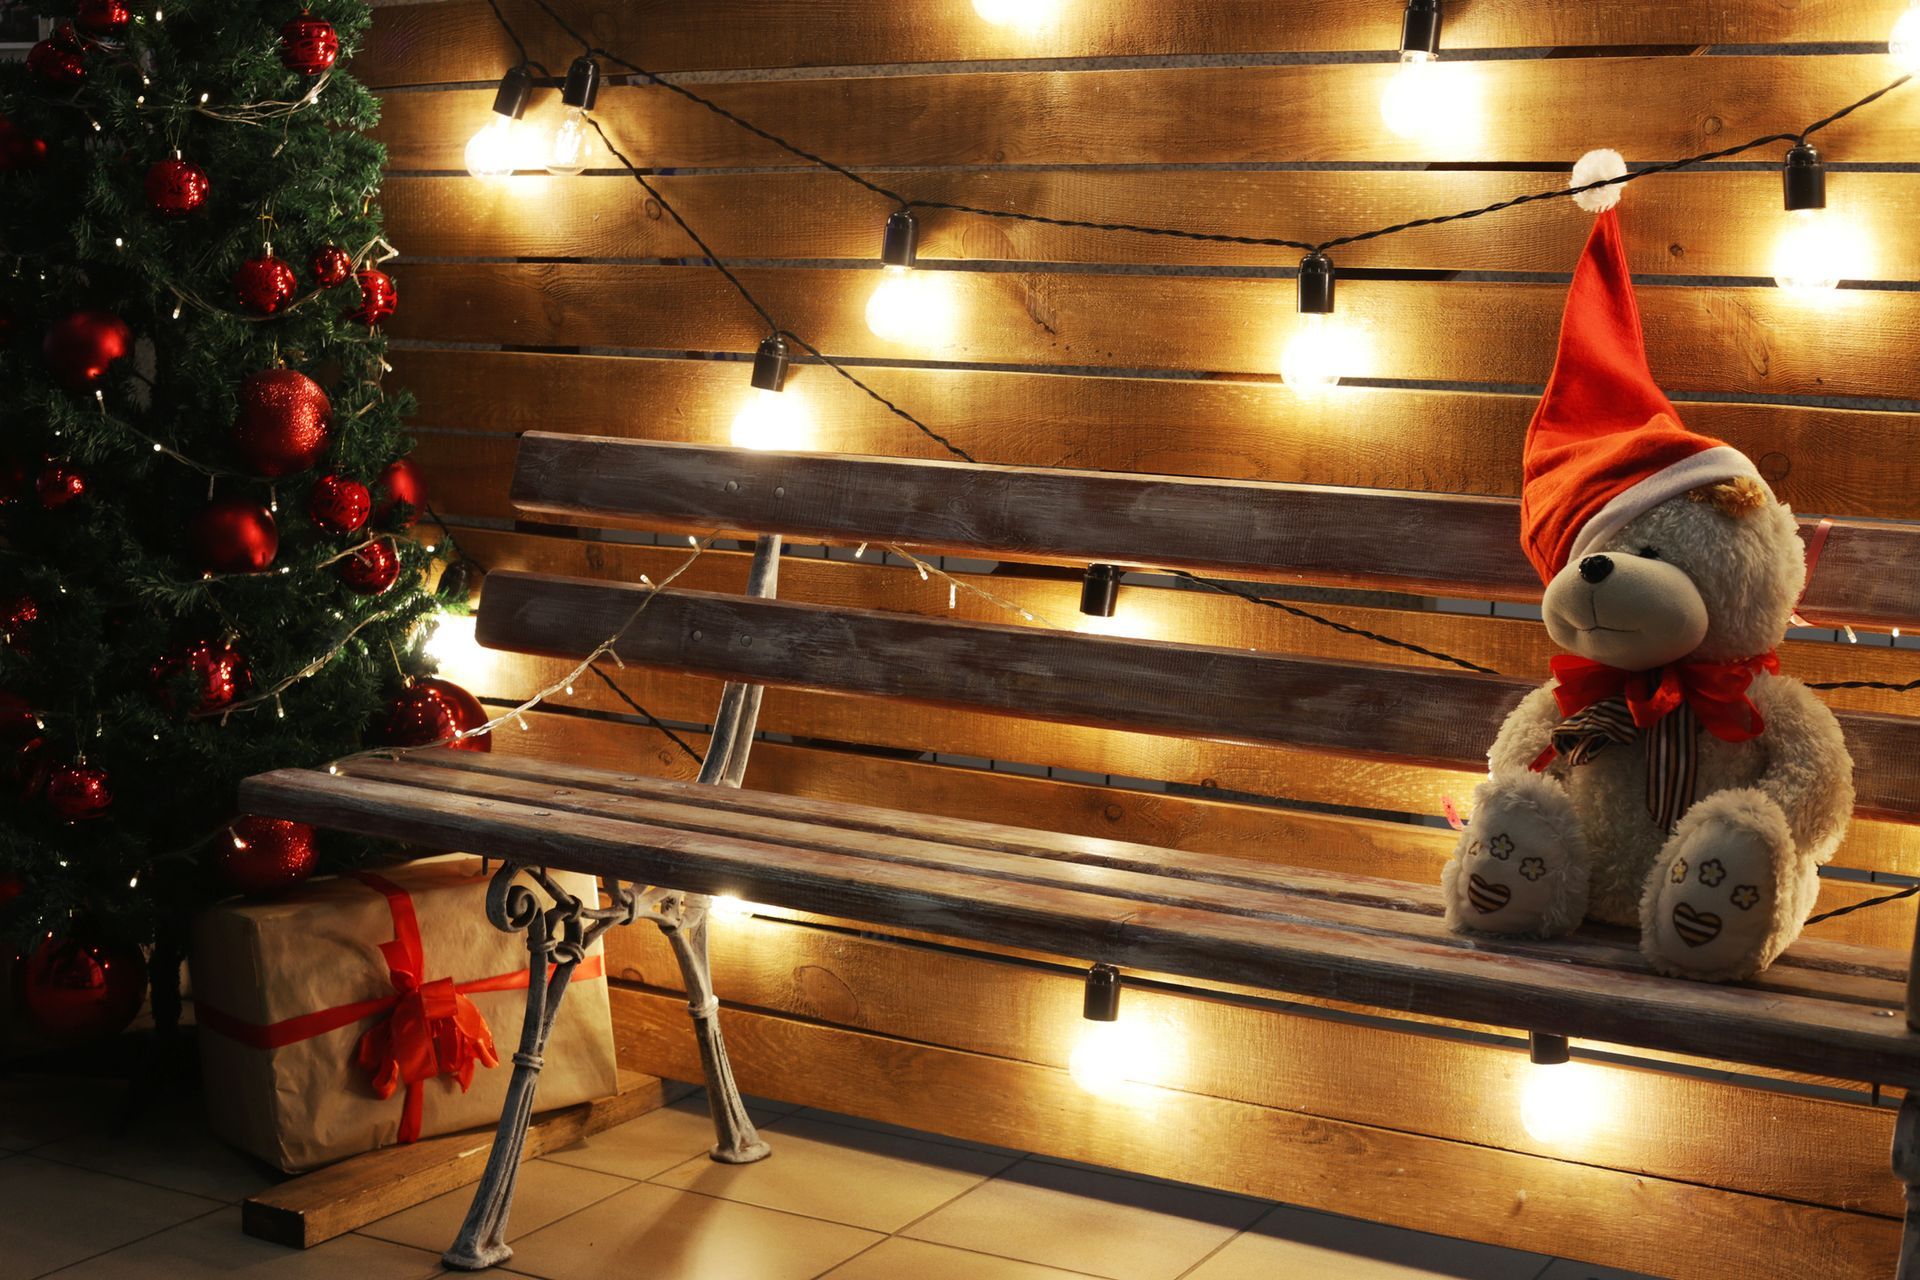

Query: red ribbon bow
[1545,651,1778,742]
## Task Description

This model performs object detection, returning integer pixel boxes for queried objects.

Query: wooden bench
[241,436,1920,1275]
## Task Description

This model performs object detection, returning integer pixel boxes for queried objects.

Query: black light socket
[1080,563,1121,618]
[881,209,918,268]
[1399,0,1442,57]
[1528,1031,1571,1066]
[491,65,533,120]
[1083,963,1121,1022]
[749,335,790,392]
[1298,252,1336,315]
[560,55,601,111]
[1783,141,1827,212]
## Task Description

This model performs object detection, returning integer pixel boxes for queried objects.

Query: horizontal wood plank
[609,987,1901,1280]
[396,353,1920,522]
[384,169,1920,282]
[389,263,1920,403]
[375,58,1920,170]
[359,1,1918,85]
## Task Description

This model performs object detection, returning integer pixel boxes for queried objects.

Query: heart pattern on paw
[1671,900,1722,947]
[1467,873,1511,914]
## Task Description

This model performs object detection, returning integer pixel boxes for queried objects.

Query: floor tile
[0,1075,130,1151]
[788,1106,1025,1158]
[33,1100,276,1203]
[654,1114,1015,1232]
[359,1159,632,1254]
[1184,1204,1552,1280]
[901,1157,1267,1280]
[42,1207,446,1279]
[542,1096,781,1182]
[821,1237,1106,1280]
[501,1181,880,1280]
[0,1155,223,1279]
[1535,1260,1665,1280]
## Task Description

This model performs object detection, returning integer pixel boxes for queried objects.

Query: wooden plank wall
[362,5,1920,1275]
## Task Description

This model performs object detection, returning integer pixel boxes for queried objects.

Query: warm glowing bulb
[546,106,590,176]
[1280,312,1352,393]
[730,388,812,451]
[1066,1018,1175,1099]
[1773,208,1844,293]
[1380,52,1474,143]
[1519,1061,1610,1145]
[865,266,955,346]
[465,115,519,179]
[974,0,1061,28]
[425,612,478,669]
[1893,3,1920,70]
[710,894,752,919]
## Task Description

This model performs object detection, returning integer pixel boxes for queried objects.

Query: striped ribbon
[1546,696,1701,831]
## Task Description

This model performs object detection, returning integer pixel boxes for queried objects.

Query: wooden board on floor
[609,987,1902,1280]
[240,1070,685,1250]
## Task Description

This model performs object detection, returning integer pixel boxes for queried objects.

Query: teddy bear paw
[1443,774,1588,938]
[1642,791,1801,982]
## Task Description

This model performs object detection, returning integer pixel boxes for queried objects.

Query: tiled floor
[0,1071,1663,1280]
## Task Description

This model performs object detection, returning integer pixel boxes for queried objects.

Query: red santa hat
[1519,151,1760,583]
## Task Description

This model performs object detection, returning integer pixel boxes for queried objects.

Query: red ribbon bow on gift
[352,872,500,1142]
[1542,651,1778,742]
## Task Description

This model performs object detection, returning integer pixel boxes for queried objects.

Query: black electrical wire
[585,663,705,764]
[1804,883,1920,926]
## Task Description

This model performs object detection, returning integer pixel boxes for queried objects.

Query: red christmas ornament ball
[233,253,299,316]
[233,369,331,477]
[279,14,340,75]
[337,539,400,596]
[1,595,39,649]
[42,310,132,392]
[307,474,371,535]
[35,460,87,510]
[373,457,426,528]
[144,156,210,217]
[46,763,112,821]
[22,933,145,1041]
[219,816,318,894]
[75,0,133,37]
[150,638,252,713]
[310,244,353,288]
[191,497,279,574]
[347,269,396,325]
[371,678,492,752]
[27,40,86,88]
[0,117,48,171]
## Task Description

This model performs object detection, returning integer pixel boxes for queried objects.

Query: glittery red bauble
[347,269,396,325]
[42,310,132,391]
[0,117,48,171]
[150,638,253,713]
[233,369,331,477]
[1,595,39,650]
[46,763,112,821]
[309,244,353,288]
[218,816,319,894]
[35,460,86,510]
[27,41,86,88]
[144,156,210,217]
[22,933,145,1041]
[279,14,339,75]
[307,473,371,535]
[75,0,133,36]
[373,457,426,528]
[191,497,278,574]
[371,678,492,752]
[233,253,299,316]
[337,539,400,596]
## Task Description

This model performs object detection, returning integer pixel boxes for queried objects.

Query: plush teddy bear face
[1541,478,1804,670]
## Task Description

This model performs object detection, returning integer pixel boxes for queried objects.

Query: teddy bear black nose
[1578,555,1614,584]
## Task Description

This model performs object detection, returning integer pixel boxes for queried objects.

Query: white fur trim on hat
[1571,148,1628,213]
[1567,445,1763,564]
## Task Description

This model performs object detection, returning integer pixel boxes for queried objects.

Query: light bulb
[546,107,590,176]
[709,894,753,919]
[1773,207,1843,293]
[731,388,811,451]
[974,0,1061,28]
[464,115,519,179]
[424,612,478,670]
[1519,1061,1610,1145]
[866,266,936,343]
[1893,3,1920,71]
[1067,1017,1174,1099]
[1280,312,1350,393]
[1380,51,1439,139]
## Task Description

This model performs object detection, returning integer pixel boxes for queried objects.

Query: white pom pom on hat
[1570,148,1627,213]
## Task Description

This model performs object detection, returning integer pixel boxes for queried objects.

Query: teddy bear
[1441,153,1855,982]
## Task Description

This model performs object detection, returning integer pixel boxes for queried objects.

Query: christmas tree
[0,0,454,1037]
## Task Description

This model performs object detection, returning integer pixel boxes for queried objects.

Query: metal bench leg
[1896,1093,1920,1279]
[657,895,770,1163]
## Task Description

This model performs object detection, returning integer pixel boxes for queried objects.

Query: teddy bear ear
[1570,148,1628,213]
[1687,476,1773,518]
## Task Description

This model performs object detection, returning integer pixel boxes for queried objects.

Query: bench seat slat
[239,765,1920,1087]
[509,436,1920,630]
[475,573,1920,823]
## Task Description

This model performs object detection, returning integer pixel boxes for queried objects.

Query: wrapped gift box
[190,854,617,1172]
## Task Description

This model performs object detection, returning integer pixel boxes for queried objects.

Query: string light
[865,210,953,346]
[546,55,600,176]
[1279,252,1359,393]
[1079,564,1121,619]
[1380,0,1472,142]
[1894,2,1920,71]
[1773,142,1847,293]
[972,0,1063,30]
[730,335,812,450]
[466,66,532,180]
